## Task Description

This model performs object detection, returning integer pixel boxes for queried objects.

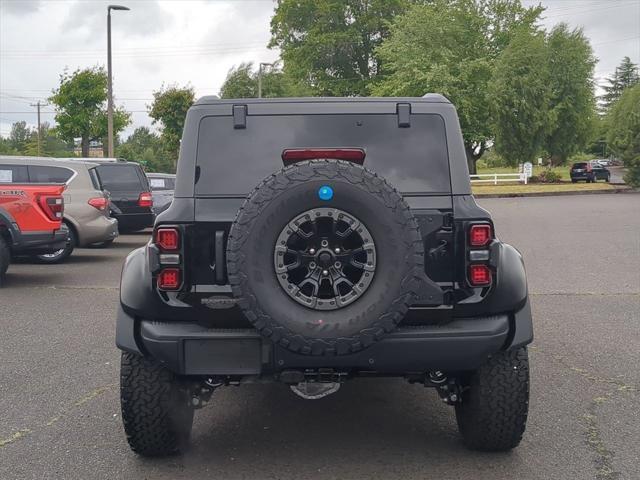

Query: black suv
[116,96,533,456]
[88,159,154,232]
[570,161,610,183]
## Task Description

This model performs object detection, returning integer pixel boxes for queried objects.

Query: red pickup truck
[0,184,68,285]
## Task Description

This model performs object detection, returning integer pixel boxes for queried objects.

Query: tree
[0,136,18,155]
[544,23,597,166]
[601,57,640,112]
[219,62,314,99]
[49,67,130,157]
[23,122,73,157]
[220,63,257,98]
[374,0,543,173]
[148,85,195,164]
[269,0,412,96]
[116,127,173,173]
[490,30,551,166]
[607,84,640,187]
[8,121,32,152]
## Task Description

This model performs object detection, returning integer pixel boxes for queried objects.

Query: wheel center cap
[318,251,333,267]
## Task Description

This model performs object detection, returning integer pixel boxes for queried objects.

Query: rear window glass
[0,165,28,183]
[28,165,74,183]
[96,165,144,192]
[572,163,588,169]
[195,114,450,196]
[149,177,175,190]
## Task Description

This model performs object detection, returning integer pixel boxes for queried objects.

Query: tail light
[469,264,492,286]
[38,195,64,222]
[467,222,493,287]
[88,197,108,211]
[138,192,153,208]
[282,148,366,165]
[469,224,492,246]
[153,226,183,290]
[157,268,181,290]
[154,227,180,251]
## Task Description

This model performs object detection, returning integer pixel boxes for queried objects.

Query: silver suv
[0,156,119,262]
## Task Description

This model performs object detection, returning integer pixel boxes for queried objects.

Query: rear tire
[455,347,530,451]
[33,224,76,264]
[120,352,194,457]
[0,236,10,286]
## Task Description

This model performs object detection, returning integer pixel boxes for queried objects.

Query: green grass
[472,182,621,195]
[476,165,573,181]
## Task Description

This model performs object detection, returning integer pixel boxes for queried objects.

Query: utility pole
[258,62,274,98]
[107,5,130,158]
[29,100,48,156]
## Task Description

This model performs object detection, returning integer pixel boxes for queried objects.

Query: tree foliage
[544,24,596,165]
[116,127,173,173]
[148,85,195,164]
[601,56,640,112]
[219,62,313,99]
[49,67,130,157]
[269,0,412,96]
[607,84,640,187]
[490,30,551,166]
[373,0,543,173]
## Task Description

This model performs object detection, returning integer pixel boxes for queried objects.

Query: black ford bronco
[116,95,533,456]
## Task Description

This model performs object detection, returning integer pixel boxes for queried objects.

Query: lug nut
[334,247,341,254]
[309,262,317,269]
[334,261,341,268]
[322,269,329,276]
[321,240,329,247]
[309,248,316,255]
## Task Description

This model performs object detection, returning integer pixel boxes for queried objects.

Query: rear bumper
[114,212,154,232]
[77,216,119,246]
[11,226,69,255]
[116,299,533,376]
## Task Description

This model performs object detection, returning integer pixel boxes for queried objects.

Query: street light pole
[107,4,129,158]
[258,62,274,98]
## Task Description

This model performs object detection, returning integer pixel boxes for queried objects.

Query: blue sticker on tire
[318,185,334,201]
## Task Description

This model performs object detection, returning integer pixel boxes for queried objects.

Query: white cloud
[0,0,638,139]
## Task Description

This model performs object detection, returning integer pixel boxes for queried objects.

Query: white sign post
[523,162,533,184]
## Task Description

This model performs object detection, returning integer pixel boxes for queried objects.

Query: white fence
[470,173,529,185]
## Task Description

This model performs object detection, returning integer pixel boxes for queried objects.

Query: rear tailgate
[0,184,65,232]
[94,164,151,214]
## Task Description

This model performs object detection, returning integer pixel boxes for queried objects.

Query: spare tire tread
[227,160,424,356]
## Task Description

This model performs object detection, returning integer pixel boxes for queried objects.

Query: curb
[475,187,636,199]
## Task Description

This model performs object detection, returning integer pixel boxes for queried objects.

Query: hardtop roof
[193,94,450,106]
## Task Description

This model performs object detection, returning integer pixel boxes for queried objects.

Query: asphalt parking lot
[1,193,638,480]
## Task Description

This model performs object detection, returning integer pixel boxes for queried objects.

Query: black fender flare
[0,207,20,246]
[116,245,216,353]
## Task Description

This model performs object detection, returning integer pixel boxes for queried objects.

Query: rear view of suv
[570,161,610,183]
[0,156,119,262]
[89,160,154,232]
[116,96,533,457]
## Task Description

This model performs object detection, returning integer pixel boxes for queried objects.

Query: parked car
[594,159,610,167]
[0,157,119,262]
[116,95,533,456]
[146,173,175,215]
[570,161,610,183]
[77,159,154,232]
[0,181,67,285]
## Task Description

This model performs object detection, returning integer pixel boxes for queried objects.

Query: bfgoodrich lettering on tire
[226,159,424,356]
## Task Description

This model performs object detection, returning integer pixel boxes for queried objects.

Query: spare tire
[227,160,424,356]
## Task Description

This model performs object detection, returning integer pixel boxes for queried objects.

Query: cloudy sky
[0,0,639,139]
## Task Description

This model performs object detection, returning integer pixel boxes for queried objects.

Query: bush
[532,170,562,183]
